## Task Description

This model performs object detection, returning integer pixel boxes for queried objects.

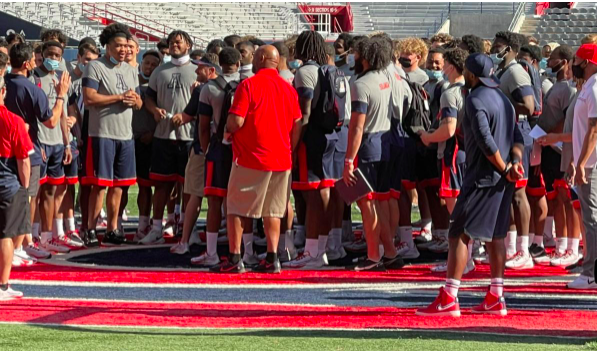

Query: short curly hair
[99,23,131,47]
[399,37,428,58]
[444,48,468,74]
[430,33,453,45]
[218,47,241,66]
[356,37,392,71]
[40,28,67,44]
[520,44,542,62]
[494,31,525,52]
[460,34,484,54]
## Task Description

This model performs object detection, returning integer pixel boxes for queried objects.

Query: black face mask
[572,61,586,79]
[354,57,365,75]
[398,57,412,68]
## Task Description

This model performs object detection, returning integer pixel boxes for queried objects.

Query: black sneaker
[102,230,127,246]
[529,243,546,259]
[253,259,281,274]
[209,259,246,274]
[354,259,385,272]
[82,230,99,247]
[382,255,405,270]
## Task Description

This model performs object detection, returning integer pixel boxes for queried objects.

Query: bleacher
[536,5,597,48]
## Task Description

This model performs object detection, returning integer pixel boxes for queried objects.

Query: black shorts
[292,127,344,190]
[135,138,153,187]
[541,146,564,201]
[150,138,192,184]
[400,136,417,190]
[82,137,136,187]
[63,140,80,185]
[204,139,232,198]
[416,147,440,188]
[388,144,403,199]
[0,187,31,239]
[438,150,465,199]
[449,177,515,242]
[40,144,65,186]
[27,165,41,198]
[516,120,533,188]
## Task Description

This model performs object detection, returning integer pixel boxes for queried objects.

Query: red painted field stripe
[1,298,596,337]
[10,264,573,285]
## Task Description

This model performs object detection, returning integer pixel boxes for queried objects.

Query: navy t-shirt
[4,73,52,166]
[462,84,522,188]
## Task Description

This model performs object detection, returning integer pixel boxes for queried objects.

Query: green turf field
[0,325,590,351]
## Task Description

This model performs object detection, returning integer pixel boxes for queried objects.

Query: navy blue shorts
[416,146,440,188]
[387,144,403,199]
[438,150,465,199]
[82,137,136,187]
[357,159,389,201]
[292,127,344,190]
[135,138,153,187]
[204,139,232,198]
[449,177,515,242]
[399,136,417,191]
[541,146,564,200]
[63,141,79,185]
[150,138,191,184]
[516,120,533,188]
[40,144,65,186]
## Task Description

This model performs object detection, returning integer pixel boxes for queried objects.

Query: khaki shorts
[227,164,291,219]
[183,152,205,197]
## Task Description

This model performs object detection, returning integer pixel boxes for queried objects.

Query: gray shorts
[27,165,41,198]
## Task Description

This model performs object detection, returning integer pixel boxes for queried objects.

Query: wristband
[511,157,520,165]
[56,97,65,101]
[344,158,354,165]
[65,144,71,149]
[501,165,511,177]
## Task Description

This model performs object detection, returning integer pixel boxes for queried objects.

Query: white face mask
[170,55,190,66]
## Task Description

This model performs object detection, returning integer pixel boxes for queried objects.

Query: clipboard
[334,168,374,205]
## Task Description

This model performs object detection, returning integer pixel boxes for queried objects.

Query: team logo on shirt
[168,73,183,90]
[116,73,129,92]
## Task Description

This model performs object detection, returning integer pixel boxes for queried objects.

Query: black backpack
[213,76,240,142]
[301,62,348,133]
[401,80,431,138]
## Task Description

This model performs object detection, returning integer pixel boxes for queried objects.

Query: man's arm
[16,157,30,190]
[83,86,124,107]
[199,115,211,155]
[420,117,456,145]
[470,107,508,173]
[298,97,312,127]
[291,118,303,153]
[514,95,535,116]
[577,118,597,170]
[144,92,166,123]
[226,114,245,134]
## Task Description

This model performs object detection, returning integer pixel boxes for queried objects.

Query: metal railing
[508,2,527,32]
[296,12,331,35]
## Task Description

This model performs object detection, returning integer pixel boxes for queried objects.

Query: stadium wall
[450,13,514,38]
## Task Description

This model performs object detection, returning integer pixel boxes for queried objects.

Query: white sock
[41,231,52,244]
[139,216,150,231]
[32,222,40,240]
[242,233,254,256]
[54,218,64,237]
[167,213,175,222]
[66,217,76,232]
[568,238,580,256]
[517,235,529,255]
[556,237,568,255]
[379,244,385,258]
[207,232,219,256]
[506,231,517,257]
[533,232,544,247]
[399,226,414,248]
[174,204,181,215]
[180,212,185,223]
[467,240,473,261]
[328,228,341,250]
[490,278,504,297]
[445,278,460,297]
[100,208,106,218]
[544,216,554,238]
[305,238,319,257]
[153,220,163,231]
[421,218,432,232]
[528,233,535,248]
[317,235,328,257]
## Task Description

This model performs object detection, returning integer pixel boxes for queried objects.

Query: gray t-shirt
[83,56,139,140]
[294,63,321,125]
[34,67,67,146]
[148,62,197,141]
[437,81,466,159]
[350,70,391,134]
[132,83,156,138]
[561,91,579,172]
[537,79,576,134]
[542,76,554,97]
[279,69,294,85]
[59,57,75,77]
[498,60,533,111]
[385,63,411,123]
[198,72,241,136]
[240,65,254,80]
[406,67,429,86]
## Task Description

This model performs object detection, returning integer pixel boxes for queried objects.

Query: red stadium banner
[298,3,354,33]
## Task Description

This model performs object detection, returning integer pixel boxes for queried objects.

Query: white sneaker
[473,251,490,265]
[162,220,176,237]
[396,242,420,259]
[535,251,558,266]
[12,255,26,267]
[427,238,449,253]
[430,259,475,274]
[189,229,202,246]
[505,251,534,270]
[551,250,580,267]
[567,275,597,289]
[122,209,129,222]
[543,233,556,248]
[254,236,267,247]
[14,248,37,265]
[138,228,165,245]
[293,229,306,247]
[190,252,220,266]
[416,235,440,250]
[326,245,347,261]
[96,217,107,229]
[320,252,329,266]
[41,239,70,253]
[243,253,260,266]
[344,238,368,252]
[56,234,84,248]
[134,226,151,243]
[471,240,485,259]
[66,231,85,247]
[170,241,190,255]
[414,228,432,244]
[0,286,23,300]
[24,244,51,259]
[282,252,325,269]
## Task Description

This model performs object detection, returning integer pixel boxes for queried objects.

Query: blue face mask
[489,47,508,66]
[539,58,548,70]
[6,65,11,74]
[288,60,301,70]
[43,58,60,71]
[77,63,85,72]
[426,69,444,81]
[346,54,355,68]
[140,70,151,80]
[109,56,120,65]
[163,55,171,64]
[544,67,556,78]
[335,54,343,63]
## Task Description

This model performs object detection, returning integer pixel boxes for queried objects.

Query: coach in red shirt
[0,76,33,299]
[210,45,302,274]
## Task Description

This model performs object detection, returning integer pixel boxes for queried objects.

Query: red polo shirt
[228,68,302,171]
[0,105,33,201]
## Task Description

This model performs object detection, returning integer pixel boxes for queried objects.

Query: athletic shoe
[293,229,306,248]
[162,220,176,238]
[56,234,84,248]
[82,230,99,247]
[354,259,385,272]
[12,255,34,267]
[13,248,37,265]
[102,230,127,246]
[416,235,440,250]
[138,228,165,245]
[96,217,107,229]
[209,258,245,273]
[24,244,51,259]
[471,240,485,259]
[535,251,558,266]
[243,253,260,267]
[170,241,190,255]
[134,226,151,243]
[190,252,220,266]
[471,291,507,316]
[414,228,432,244]
[382,255,405,270]
[344,238,368,253]
[567,275,597,289]
[415,287,460,317]
[0,286,23,300]
[544,233,556,248]
[431,259,475,274]
[277,248,298,263]
[189,229,202,246]
[474,252,490,265]
[253,236,267,247]
[427,238,449,253]
[41,239,70,253]
[505,251,534,270]
[252,259,281,274]
[66,231,85,247]
[396,242,420,259]
[529,243,547,259]
[551,250,580,267]
[326,245,347,261]
[282,252,326,269]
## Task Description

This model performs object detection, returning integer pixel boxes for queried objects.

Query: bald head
[253,45,280,72]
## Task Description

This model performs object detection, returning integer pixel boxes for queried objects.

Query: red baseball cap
[576,44,597,65]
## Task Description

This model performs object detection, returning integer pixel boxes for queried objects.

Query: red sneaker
[416,287,460,317]
[471,290,507,316]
